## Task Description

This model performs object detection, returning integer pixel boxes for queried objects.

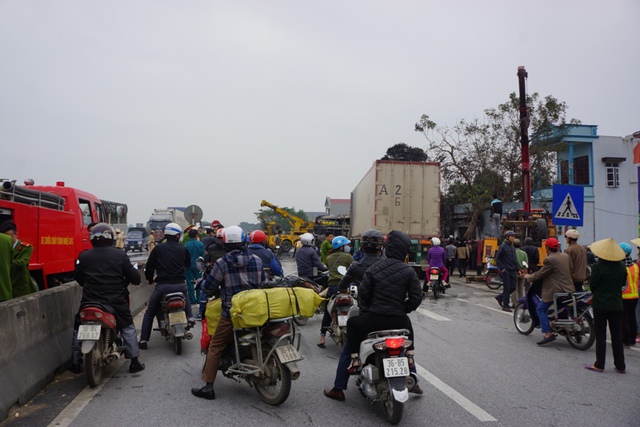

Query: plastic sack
[230,287,323,328]
[205,298,223,335]
[200,317,211,353]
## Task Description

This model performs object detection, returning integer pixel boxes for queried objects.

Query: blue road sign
[552,184,584,226]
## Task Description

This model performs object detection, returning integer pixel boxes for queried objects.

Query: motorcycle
[218,316,302,406]
[155,292,194,354]
[326,284,358,346]
[483,258,502,290]
[424,266,446,299]
[289,271,329,326]
[355,328,415,425]
[77,303,124,387]
[513,283,595,350]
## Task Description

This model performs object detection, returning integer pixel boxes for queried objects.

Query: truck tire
[534,218,549,240]
[280,240,292,253]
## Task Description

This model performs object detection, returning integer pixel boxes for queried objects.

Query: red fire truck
[0,179,127,289]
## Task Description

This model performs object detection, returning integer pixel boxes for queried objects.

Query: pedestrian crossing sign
[552,184,584,226]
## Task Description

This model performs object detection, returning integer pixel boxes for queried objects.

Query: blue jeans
[536,300,553,333]
[140,283,193,342]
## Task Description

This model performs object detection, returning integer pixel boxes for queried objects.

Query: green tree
[415,92,579,238]
[381,143,428,161]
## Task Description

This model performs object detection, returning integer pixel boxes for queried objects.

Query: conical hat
[590,238,625,262]
[631,238,640,247]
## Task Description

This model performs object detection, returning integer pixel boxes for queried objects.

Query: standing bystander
[490,194,502,236]
[619,242,638,347]
[564,229,588,292]
[0,220,35,298]
[495,231,518,312]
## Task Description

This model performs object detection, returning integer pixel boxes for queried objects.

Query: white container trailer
[351,160,440,239]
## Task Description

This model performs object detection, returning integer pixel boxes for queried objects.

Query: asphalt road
[2,254,638,427]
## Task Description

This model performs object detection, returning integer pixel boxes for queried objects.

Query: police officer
[139,222,195,349]
[72,223,145,373]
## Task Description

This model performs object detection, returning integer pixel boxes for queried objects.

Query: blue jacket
[248,244,283,276]
[185,238,205,269]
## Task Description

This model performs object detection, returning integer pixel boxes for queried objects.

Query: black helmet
[361,229,384,252]
[524,237,533,245]
[90,223,116,247]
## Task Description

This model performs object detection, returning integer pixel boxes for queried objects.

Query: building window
[605,162,619,188]
[574,156,590,185]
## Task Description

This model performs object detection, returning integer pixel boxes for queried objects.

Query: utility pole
[518,66,531,213]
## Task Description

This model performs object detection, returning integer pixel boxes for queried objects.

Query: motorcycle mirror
[337,266,348,276]
[132,262,138,270]
[196,256,205,271]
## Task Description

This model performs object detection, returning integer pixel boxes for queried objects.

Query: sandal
[347,356,361,374]
[584,364,603,373]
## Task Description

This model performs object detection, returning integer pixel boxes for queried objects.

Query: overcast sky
[1,1,638,226]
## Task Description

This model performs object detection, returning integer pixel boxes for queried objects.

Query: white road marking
[474,303,512,315]
[416,363,497,422]
[416,307,451,321]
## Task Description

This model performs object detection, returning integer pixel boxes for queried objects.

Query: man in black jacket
[324,230,422,401]
[495,230,519,312]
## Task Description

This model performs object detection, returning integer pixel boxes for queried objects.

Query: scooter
[424,267,446,299]
[77,303,124,387]
[355,329,415,425]
[483,258,502,290]
[326,283,358,346]
[155,292,194,355]
[513,282,595,350]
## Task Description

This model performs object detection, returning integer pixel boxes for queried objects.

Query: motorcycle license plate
[77,324,101,341]
[337,315,348,327]
[430,274,439,280]
[168,311,187,325]
[275,345,302,363]
[383,357,410,378]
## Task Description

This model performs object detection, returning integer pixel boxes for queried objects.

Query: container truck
[147,208,189,242]
[350,160,440,266]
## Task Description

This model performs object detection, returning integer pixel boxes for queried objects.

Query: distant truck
[147,208,189,242]
[0,179,128,289]
[350,160,441,265]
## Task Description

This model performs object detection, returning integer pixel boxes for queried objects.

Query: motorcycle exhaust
[286,362,300,380]
[105,351,121,364]
[185,332,193,340]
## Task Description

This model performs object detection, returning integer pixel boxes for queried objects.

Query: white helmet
[223,225,245,244]
[300,233,315,247]
[164,222,182,236]
[431,237,441,247]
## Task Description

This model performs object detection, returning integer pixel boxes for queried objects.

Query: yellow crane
[260,200,314,253]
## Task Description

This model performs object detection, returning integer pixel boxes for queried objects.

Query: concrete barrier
[0,269,153,420]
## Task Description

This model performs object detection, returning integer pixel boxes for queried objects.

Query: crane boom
[260,200,314,232]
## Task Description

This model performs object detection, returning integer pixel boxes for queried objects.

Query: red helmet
[250,230,267,244]
[544,237,560,250]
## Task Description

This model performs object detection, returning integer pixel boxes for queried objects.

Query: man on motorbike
[191,225,265,400]
[324,231,421,401]
[247,230,283,277]
[71,223,145,374]
[139,223,195,350]
[426,237,448,288]
[295,232,327,279]
[524,237,575,345]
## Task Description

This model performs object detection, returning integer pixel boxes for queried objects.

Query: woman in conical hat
[585,238,626,373]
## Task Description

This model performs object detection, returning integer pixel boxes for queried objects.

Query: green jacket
[590,259,626,312]
[515,248,528,271]
[320,240,332,264]
[326,251,354,287]
[11,240,35,298]
[0,233,13,301]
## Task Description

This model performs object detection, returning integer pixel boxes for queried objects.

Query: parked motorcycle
[218,316,302,406]
[355,329,415,425]
[155,292,194,354]
[483,258,502,290]
[425,266,446,299]
[513,283,595,350]
[77,303,124,387]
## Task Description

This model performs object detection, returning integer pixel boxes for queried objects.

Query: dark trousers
[622,299,638,346]
[593,308,625,371]
[140,283,193,342]
[347,312,414,355]
[320,286,337,335]
[457,259,468,277]
[500,270,517,307]
[445,259,455,283]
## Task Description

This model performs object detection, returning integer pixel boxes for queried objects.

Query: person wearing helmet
[583,238,627,373]
[494,230,519,312]
[295,232,327,279]
[317,235,354,348]
[185,228,205,304]
[192,226,265,400]
[426,237,448,288]
[323,231,421,402]
[248,230,283,277]
[139,222,194,350]
[564,229,587,292]
[619,242,639,348]
[522,237,540,273]
[524,237,575,345]
[71,223,145,374]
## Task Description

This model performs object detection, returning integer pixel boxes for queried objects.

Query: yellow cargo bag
[205,298,223,335]
[230,287,323,328]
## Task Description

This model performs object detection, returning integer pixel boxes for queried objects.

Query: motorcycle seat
[367,329,410,339]
[162,292,185,302]
[80,302,116,314]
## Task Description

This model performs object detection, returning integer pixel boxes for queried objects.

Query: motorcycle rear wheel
[174,336,182,355]
[254,345,292,406]
[485,272,502,290]
[85,337,105,388]
[293,316,308,326]
[513,302,534,335]
[566,312,595,351]
[432,282,440,299]
[382,392,404,425]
